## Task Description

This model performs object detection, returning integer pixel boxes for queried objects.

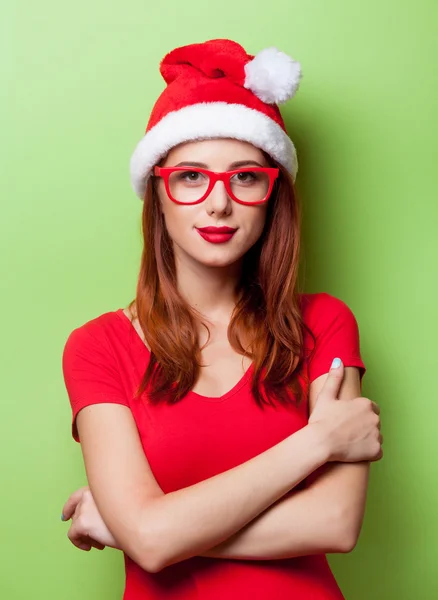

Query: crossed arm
[201,367,369,560]
[74,367,370,571]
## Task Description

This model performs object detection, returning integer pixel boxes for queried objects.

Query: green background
[2,1,437,598]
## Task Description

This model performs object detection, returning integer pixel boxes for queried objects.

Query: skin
[157,138,270,318]
[153,138,278,388]
[62,139,383,569]
[153,138,273,385]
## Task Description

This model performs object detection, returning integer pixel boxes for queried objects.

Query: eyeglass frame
[153,165,280,206]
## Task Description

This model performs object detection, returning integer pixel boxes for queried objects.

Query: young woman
[61,39,383,599]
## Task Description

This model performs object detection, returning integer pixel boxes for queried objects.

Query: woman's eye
[180,171,202,182]
[233,171,257,183]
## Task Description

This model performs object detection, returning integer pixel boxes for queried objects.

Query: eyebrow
[172,160,266,168]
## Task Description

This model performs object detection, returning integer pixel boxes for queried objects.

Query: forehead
[163,138,267,167]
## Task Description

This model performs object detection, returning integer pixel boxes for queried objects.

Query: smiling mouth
[196,227,238,233]
[195,228,237,244]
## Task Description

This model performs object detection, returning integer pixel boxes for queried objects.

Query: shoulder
[298,291,358,333]
[62,309,123,365]
[298,292,365,382]
[63,310,117,345]
[61,310,130,442]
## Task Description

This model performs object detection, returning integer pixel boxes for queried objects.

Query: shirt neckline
[115,308,253,403]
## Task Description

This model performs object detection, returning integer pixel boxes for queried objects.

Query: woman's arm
[201,366,373,560]
[75,361,380,572]
[76,404,328,573]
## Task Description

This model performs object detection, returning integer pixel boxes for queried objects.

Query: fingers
[374,446,384,461]
[77,539,105,551]
[67,527,105,552]
[317,358,345,402]
[67,525,88,550]
[371,430,384,462]
[78,542,92,551]
[63,490,107,553]
[92,541,106,551]
[62,486,90,521]
[80,539,105,551]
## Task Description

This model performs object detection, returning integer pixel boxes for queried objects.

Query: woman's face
[156,138,271,269]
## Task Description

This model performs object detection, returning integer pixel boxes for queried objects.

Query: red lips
[196,226,237,233]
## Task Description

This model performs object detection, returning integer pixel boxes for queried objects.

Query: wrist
[305,422,332,464]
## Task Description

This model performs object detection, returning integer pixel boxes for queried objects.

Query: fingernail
[61,513,65,521]
[331,357,341,369]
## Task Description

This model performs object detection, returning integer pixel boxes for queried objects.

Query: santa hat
[129,39,302,199]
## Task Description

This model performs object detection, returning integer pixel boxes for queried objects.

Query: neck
[175,253,243,322]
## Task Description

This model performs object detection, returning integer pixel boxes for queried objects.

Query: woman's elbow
[135,539,168,573]
[137,544,187,573]
[331,506,364,553]
[334,529,359,553]
[131,511,194,573]
[141,556,167,574]
[125,538,166,573]
[137,533,199,573]
[126,515,171,573]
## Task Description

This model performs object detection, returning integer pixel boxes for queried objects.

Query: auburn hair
[128,151,314,407]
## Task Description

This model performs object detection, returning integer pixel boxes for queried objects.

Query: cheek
[158,192,177,227]
[160,202,195,242]
[159,194,268,252]
[242,210,268,243]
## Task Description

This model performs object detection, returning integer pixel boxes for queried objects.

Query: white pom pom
[244,47,302,104]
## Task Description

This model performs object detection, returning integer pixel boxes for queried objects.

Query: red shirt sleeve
[302,292,366,384]
[62,320,129,442]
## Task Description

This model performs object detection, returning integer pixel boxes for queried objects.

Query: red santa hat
[129,38,302,199]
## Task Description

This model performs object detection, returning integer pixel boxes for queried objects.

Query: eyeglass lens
[168,170,271,203]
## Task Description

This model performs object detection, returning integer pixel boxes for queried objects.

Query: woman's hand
[309,358,383,463]
[61,486,120,551]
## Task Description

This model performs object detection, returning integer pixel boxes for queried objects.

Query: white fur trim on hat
[129,102,297,200]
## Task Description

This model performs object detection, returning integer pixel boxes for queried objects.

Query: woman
[61,39,383,599]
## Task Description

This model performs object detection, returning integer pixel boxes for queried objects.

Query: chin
[174,237,252,267]
[186,243,246,266]
[196,253,242,268]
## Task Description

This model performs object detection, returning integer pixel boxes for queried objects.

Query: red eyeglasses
[153,166,279,205]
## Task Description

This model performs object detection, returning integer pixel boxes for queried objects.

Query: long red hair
[128,152,314,407]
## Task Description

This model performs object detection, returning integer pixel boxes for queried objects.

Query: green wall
[2,1,437,598]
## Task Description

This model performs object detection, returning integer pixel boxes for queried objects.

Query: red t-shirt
[62,292,366,599]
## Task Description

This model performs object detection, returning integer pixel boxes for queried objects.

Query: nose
[206,179,232,215]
